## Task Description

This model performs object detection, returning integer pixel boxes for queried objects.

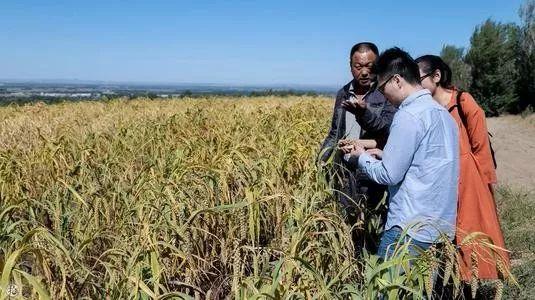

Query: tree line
[441,0,534,116]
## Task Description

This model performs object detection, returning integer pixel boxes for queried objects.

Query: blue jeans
[377,226,433,259]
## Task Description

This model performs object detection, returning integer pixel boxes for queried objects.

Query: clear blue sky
[0,0,525,86]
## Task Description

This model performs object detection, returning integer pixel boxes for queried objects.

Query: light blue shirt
[358,89,459,243]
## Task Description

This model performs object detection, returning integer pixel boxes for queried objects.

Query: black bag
[448,91,497,168]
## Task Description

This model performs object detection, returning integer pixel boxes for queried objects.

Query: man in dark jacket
[319,42,396,253]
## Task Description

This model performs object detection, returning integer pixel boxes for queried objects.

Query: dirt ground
[487,114,535,190]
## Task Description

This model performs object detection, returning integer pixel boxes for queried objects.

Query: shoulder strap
[447,91,468,129]
[451,90,498,169]
[456,91,468,129]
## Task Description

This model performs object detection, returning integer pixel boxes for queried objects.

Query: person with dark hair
[416,55,510,283]
[342,47,459,259]
[319,42,396,254]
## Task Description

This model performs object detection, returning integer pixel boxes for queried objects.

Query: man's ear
[394,74,403,88]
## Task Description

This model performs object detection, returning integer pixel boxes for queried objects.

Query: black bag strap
[448,90,498,168]
[448,90,468,129]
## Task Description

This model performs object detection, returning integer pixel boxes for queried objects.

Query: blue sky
[0,0,525,86]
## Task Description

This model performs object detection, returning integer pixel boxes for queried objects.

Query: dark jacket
[320,81,396,163]
[319,81,396,253]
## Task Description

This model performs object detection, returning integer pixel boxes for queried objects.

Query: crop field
[0,96,533,299]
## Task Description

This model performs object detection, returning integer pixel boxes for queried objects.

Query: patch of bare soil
[487,114,535,190]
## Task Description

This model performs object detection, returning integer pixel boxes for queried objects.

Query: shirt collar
[348,82,356,96]
[349,81,379,99]
[400,89,431,108]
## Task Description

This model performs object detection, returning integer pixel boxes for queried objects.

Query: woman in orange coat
[415,55,509,283]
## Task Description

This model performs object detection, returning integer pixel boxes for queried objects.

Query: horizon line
[0,78,341,89]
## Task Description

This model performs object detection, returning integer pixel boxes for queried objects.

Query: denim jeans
[377,226,433,259]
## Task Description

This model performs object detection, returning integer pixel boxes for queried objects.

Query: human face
[350,50,377,88]
[376,73,402,105]
[377,74,395,94]
[418,64,439,95]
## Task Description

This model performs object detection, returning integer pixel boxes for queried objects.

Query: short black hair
[375,47,420,85]
[350,42,379,60]
[415,55,453,89]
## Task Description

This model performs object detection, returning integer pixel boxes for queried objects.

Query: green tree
[440,45,472,90]
[465,19,521,116]
[518,0,535,110]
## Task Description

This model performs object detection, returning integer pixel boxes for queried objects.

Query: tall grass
[0,96,514,299]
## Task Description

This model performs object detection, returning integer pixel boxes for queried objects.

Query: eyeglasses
[376,74,395,93]
[419,73,433,82]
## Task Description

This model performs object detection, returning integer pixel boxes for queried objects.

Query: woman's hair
[415,55,453,89]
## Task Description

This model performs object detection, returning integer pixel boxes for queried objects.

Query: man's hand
[338,139,359,148]
[338,139,377,149]
[340,143,366,158]
[366,148,384,159]
[341,96,366,115]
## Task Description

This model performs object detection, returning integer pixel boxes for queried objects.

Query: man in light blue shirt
[342,47,459,258]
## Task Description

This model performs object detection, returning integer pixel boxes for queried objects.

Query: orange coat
[448,90,509,281]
